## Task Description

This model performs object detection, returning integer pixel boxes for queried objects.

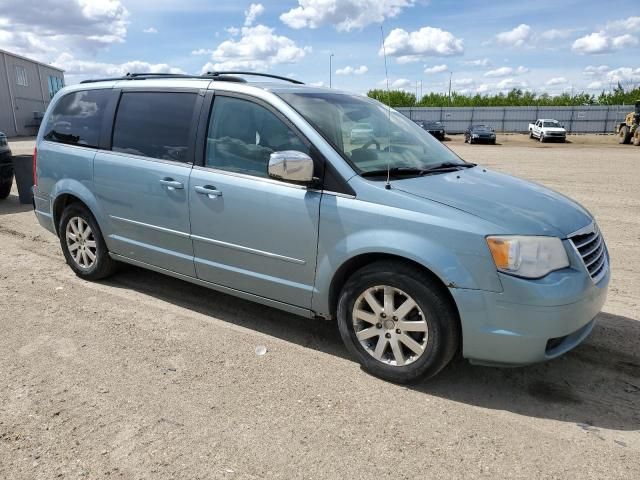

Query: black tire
[0,169,13,199]
[59,203,117,280]
[619,125,631,144]
[529,130,534,139]
[468,136,473,145]
[539,133,545,143]
[337,261,460,383]
[633,130,640,146]
[490,139,496,145]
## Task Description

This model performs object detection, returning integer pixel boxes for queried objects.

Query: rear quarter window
[43,89,111,148]
[111,92,197,163]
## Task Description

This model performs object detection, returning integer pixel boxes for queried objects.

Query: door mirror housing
[268,151,315,183]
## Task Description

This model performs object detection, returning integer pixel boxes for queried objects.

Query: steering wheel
[361,138,380,150]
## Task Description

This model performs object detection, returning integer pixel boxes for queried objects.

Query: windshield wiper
[361,167,426,178]
[422,162,476,172]
[361,163,476,179]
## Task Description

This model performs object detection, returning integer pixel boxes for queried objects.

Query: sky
[1,0,639,96]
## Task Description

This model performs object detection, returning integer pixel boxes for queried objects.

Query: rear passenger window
[206,96,309,178]
[43,89,110,148]
[112,92,197,162]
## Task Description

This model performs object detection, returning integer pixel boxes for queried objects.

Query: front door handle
[160,178,184,190]
[194,185,222,199]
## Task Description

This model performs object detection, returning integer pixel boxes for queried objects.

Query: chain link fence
[396,105,632,134]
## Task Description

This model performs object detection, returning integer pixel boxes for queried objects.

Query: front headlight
[472,134,478,138]
[486,236,569,278]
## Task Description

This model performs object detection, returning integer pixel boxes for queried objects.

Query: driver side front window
[205,95,310,178]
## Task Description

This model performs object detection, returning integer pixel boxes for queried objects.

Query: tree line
[367,85,640,108]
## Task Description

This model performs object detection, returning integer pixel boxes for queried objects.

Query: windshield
[542,121,560,127]
[277,92,464,175]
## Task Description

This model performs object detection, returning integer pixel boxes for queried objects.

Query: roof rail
[79,71,304,85]
[205,71,304,85]
[80,72,247,84]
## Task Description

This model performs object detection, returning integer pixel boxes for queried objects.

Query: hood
[542,126,566,132]
[392,167,591,237]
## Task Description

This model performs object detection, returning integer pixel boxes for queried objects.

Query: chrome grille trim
[568,222,608,284]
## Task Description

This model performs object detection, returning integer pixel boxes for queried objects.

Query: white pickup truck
[528,119,567,143]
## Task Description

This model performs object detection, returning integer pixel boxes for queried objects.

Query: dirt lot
[1,135,639,479]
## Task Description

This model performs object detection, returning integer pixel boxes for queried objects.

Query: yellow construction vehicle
[617,100,640,145]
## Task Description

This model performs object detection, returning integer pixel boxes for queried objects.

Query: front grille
[569,223,608,283]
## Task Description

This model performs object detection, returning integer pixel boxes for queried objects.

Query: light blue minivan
[33,72,609,383]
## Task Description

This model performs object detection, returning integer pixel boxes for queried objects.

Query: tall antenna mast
[380,25,392,190]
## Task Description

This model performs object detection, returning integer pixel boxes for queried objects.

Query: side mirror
[268,150,314,183]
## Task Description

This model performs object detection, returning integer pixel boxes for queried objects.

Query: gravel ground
[1,134,639,479]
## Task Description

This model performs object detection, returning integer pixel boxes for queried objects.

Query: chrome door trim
[191,234,306,265]
[192,165,309,190]
[99,150,195,169]
[109,215,190,238]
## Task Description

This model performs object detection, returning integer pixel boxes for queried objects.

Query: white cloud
[142,27,158,34]
[495,24,532,47]
[463,58,490,67]
[0,0,129,61]
[382,26,464,63]
[226,26,240,36]
[424,64,448,74]
[583,65,609,76]
[546,77,567,86]
[335,65,368,75]
[191,48,214,56]
[53,52,184,84]
[390,78,412,89]
[244,3,264,27]
[572,30,639,54]
[587,81,604,89]
[309,81,326,87]
[606,67,640,84]
[612,34,638,48]
[453,78,473,86]
[540,28,574,40]
[280,0,415,32]
[485,66,528,77]
[476,83,490,94]
[573,32,610,54]
[606,16,640,33]
[202,24,311,71]
[496,78,528,90]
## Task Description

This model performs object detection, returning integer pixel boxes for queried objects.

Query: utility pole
[329,53,334,88]
[448,71,452,106]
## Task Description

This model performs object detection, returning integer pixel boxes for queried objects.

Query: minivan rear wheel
[59,204,116,280]
[337,261,460,383]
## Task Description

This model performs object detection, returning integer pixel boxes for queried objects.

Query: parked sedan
[416,120,446,141]
[0,132,13,200]
[465,124,496,144]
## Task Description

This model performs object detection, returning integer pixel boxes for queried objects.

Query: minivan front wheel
[337,261,459,383]
[59,204,116,280]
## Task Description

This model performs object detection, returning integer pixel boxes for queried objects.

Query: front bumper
[451,248,610,366]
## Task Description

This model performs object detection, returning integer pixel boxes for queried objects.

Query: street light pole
[448,71,452,106]
[329,53,334,88]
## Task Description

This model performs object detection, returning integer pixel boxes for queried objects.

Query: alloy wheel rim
[352,285,428,367]
[65,217,97,270]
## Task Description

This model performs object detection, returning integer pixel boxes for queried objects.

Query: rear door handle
[160,178,184,190]
[194,185,222,198]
